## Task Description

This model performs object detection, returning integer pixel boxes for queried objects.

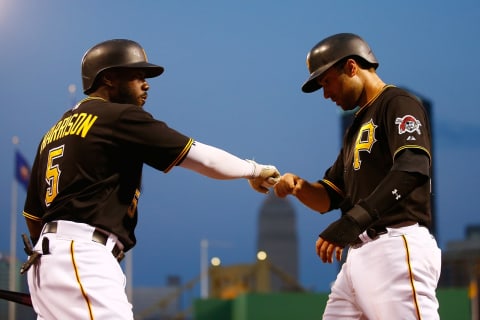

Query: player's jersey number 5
[45,145,65,206]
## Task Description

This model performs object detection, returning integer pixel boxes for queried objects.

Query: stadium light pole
[9,136,19,320]
[200,239,209,299]
[125,250,133,302]
[200,239,231,299]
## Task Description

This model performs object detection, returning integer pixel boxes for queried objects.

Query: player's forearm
[180,141,256,179]
[294,180,331,213]
[24,217,42,244]
[275,173,330,213]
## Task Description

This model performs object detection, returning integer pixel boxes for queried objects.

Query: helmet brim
[301,60,338,93]
[113,61,165,78]
[301,74,322,93]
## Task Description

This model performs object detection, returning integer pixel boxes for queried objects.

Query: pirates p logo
[353,119,377,170]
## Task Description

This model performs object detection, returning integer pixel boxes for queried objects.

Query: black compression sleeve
[360,150,430,216]
[361,171,428,216]
[392,149,431,176]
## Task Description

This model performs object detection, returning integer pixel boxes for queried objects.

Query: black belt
[365,226,388,239]
[43,222,124,262]
[352,220,418,246]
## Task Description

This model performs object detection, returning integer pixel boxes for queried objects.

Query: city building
[256,193,299,292]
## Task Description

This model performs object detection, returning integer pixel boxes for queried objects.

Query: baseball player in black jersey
[274,33,441,319]
[22,39,280,319]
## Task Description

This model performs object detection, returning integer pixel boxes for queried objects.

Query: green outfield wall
[194,288,470,320]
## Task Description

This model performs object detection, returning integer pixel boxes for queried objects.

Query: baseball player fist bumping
[21,39,281,320]
[275,33,441,319]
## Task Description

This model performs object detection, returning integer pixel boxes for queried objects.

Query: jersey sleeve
[114,106,194,172]
[22,144,44,222]
[320,148,347,211]
[384,94,432,162]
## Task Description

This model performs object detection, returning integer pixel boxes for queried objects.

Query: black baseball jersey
[321,86,432,227]
[23,97,193,250]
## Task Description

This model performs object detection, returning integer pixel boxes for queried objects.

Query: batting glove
[246,160,280,194]
[319,202,379,247]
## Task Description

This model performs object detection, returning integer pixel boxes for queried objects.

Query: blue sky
[0,0,479,297]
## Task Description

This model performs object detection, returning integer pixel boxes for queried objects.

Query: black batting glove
[319,203,379,247]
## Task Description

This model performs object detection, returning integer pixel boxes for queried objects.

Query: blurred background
[0,0,479,319]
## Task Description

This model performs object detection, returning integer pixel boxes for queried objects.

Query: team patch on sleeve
[395,115,422,139]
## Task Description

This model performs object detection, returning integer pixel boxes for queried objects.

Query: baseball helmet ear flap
[301,33,379,93]
[81,39,164,94]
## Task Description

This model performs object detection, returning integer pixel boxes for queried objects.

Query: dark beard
[111,83,140,106]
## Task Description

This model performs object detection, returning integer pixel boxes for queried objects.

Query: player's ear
[344,58,358,76]
[100,70,115,88]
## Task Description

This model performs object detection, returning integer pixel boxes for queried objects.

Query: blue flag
[15,150,31,191]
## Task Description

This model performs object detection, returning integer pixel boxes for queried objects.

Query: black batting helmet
[301,33,378,93]
[81,39,164,94]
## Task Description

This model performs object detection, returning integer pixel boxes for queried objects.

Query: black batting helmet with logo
[301,33,379,93]
[81,39,164,94]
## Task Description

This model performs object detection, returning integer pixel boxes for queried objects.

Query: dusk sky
[0,0,479,299]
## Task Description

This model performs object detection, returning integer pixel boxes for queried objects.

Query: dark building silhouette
[256,193,299,291]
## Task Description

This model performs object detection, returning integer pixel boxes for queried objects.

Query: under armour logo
[392,189,401,200]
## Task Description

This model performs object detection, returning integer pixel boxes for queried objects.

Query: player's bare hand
[316,237,343,263]
[274,173,300,198]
